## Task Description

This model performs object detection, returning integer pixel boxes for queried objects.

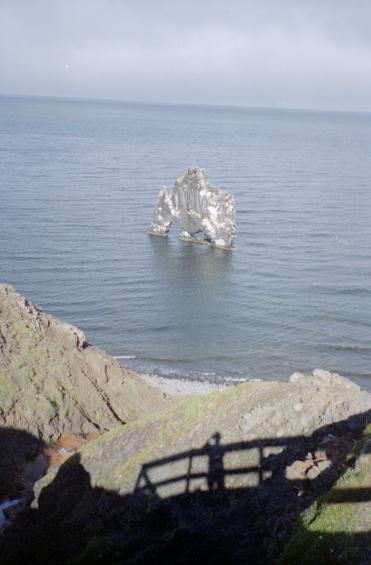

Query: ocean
[1,95,370,389]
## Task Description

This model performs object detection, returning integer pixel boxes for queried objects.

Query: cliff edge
[0,285,370,564]
[0,284,169,441]
[2,369,370,563]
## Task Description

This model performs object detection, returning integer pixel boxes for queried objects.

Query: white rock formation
[148,167,236,249]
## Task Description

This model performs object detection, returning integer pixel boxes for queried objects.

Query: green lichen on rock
[83,387,245,490]
[18,393,58,423]
[0,284,170,440]
[29,346,51,367]
[107,444,154,491]
[0,372,20,412]
[19,365,37,381]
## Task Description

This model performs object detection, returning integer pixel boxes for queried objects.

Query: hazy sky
[1,0,371,111]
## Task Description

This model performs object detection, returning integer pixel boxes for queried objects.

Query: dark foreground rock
[281,424,371,565]
[0,285,370,563]
[1,372,370,563]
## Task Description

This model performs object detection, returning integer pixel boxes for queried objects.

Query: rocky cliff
[0,284,169,442]
[0,285,370,564]
[2,371,371,563]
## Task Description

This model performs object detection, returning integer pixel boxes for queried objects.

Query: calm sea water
[1,95,370,389]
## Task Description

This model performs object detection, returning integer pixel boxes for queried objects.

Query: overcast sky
[1,0,371,111]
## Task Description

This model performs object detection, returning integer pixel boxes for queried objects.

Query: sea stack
[148,167,236,249]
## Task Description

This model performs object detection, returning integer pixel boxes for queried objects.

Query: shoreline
[117,357,371,393]
[137,368,371,396]
[138,372,237,395]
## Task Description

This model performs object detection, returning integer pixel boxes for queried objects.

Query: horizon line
[1,91,371,117]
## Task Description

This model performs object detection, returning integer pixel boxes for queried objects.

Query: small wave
[336,287,371,296]
[116,355,137,360]
[318,344,371,354]
[223,375,253,383]
[332,234,352,246]
[116,356,250,386]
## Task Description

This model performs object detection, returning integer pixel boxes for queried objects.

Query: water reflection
[149,235,233,285]
[146,236,234,363]
[150,235,232,316]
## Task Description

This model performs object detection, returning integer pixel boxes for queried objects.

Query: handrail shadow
[135,432,307,495]
[0,410,369,564]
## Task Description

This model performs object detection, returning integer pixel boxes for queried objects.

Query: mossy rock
[0,372,20,412]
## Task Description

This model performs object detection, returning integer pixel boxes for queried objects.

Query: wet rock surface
[0,431,98,533]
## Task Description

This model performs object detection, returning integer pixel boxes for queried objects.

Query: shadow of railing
[134,427,371,501]
[135,432,301,496]
[0,411,370,565]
